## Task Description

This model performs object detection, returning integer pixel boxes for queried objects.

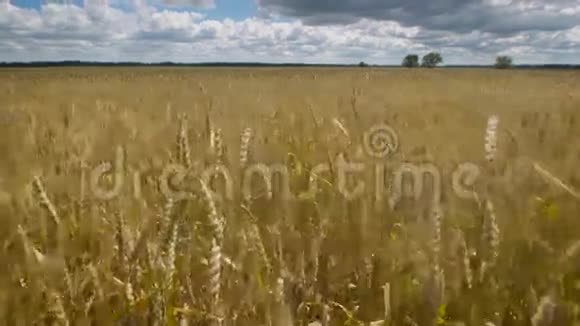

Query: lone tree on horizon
[421,52,443,68]
[402,54,420,68]
[495,55,513,69]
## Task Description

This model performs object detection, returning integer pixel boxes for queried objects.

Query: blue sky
[1,0,580,64]
[8,0,255,19]
[9,0,42,10]
[205,0,255,20]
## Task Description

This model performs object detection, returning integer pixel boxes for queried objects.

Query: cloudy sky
[1,0,579,64]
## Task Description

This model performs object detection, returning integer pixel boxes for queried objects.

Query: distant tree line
[402,52,443,68]
[401,53,518,69]
[4,57,580,69]
[495,56,513,69]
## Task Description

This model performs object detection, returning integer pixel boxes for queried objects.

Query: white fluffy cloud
[0,1,579,64]
[160,0,215,9]
[257,0,580,34]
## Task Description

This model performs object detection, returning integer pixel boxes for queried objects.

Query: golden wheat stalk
[210,128,225,163]
[205,111,212,142]
[431,204,442,270]
[164,223,178,291]
[531,294,556,326]
[115,212,129,269]
[200,179,224,239]
[198,81,207,95]
[88,263,105,302]
[177,304,191,326]
[208,237,222,320]
[273,276,285,303]
[480,199,500,281]
[533,162,580,200]
[132,169,142,201]
[63,264,74,299]
[332,118,350,140]
[79,161,87,206]
[166,102,172,125]
[240,204,272,274]
[561,240,580,263]
[177,114,192,170]
[152,289,164,326]
[239,127,253,168]
[125,279,136,307]
[383,282,391,321]
[47,290,70,326]
[200,179,225,324]
[32,176,61,226]
[160,197,174,236]
[17,224,45,264]
[484,115,499,163]
[458,231,473,289]
[432,206,446,306]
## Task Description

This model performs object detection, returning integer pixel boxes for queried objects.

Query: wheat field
[0,67,579,325]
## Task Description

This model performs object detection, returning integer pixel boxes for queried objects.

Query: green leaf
[436,304,447,326]
[543,202,559,220]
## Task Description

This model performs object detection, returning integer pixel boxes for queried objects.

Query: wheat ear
[332,118,350,141]
[210,128,225,163]
[484,115,499,163]
[176,114,192,170]
[200,179,225,325]
[164,223,178,292]
[17,225,45,264]
[32,176,61,226]
[47,290,70,326]
[531,294,556,326]
[480,199,500,281]
[239,127,253,168]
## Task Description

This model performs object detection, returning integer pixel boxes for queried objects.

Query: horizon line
[1,61,579,69]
